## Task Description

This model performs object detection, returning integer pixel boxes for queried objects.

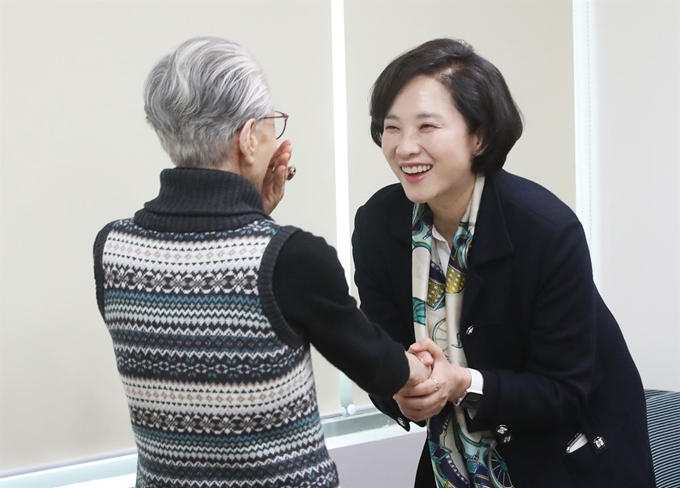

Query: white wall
[587,0,680,390]
[0,0,336,471]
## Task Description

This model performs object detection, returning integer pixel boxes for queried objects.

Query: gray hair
[143,36,273,168]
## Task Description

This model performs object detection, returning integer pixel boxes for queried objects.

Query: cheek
[259,141,276,167]
[265,136,277,155]
[381,140,396,160]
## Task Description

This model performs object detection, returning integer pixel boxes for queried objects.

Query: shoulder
[272,229,349,307]
[354,183,411,237]
[93,219,129,254]
[275,229,341,271]
[491,170,579,229]
[364,183,407,205]
[359,183,408,215]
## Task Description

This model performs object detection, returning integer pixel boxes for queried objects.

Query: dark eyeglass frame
[261,111,289,139]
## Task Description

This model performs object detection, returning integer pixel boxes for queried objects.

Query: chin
[402,192,429,205]
[399,185,428,205]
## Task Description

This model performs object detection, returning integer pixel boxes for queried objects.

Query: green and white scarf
[411,175,513,488]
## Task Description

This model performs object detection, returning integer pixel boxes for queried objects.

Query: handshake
[397,338,472,422]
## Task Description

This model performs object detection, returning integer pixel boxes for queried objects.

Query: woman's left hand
[394,338,471,422]
[261,140,293,214]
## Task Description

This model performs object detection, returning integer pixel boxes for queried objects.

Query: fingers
[400,375,441,398]
[415,350,434,367]
[396,355,454,421]
[398,341,471,421]
[404,352,431,388]
[408,337,443,358]
[269,140,293,173]
[273,139,292,158]
[410,337,432,347]
[394,391,446,422]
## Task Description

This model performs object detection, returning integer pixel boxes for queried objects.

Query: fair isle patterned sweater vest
[97,217,338,487]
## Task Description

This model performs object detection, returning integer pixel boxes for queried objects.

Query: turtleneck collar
[133,167,270,233]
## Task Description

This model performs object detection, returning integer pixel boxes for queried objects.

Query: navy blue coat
[352,170,655,487]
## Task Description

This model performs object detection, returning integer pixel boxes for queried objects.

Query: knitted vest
[99,218,338,488]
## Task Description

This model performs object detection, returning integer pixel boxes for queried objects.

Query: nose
[394,130,421,159]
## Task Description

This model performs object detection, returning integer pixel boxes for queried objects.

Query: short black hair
[369,38,523,175]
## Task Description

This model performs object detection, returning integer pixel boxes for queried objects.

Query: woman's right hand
[395,338,471,422]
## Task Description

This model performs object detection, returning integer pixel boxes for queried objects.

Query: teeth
[402,165,432,175]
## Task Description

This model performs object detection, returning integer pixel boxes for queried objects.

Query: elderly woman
[93,36,432,488]
[352,38,655,488]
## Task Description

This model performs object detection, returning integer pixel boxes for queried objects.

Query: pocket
[564,416,648,487]
[565,432,588,454]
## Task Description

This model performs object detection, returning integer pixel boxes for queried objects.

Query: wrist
[404,353,420,387]
[455,368,484,409]
[449,367,472,403]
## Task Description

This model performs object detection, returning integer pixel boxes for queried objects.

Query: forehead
[388,75,454,115]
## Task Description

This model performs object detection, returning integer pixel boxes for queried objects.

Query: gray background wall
[1,0,677,479]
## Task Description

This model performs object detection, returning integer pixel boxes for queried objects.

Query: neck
[133,167,268,233]
[429,178,476,246]
[212,159,236,173]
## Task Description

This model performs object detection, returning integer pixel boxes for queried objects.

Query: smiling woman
[380,75,481,233]
[352,37,656,488]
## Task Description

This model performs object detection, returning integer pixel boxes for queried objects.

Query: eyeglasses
[261,111,289,139]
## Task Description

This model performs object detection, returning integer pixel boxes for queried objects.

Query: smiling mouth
[401,165,432,175]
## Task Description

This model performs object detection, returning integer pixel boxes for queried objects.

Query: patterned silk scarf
[411,175,513,488]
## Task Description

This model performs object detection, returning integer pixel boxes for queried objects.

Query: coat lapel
[388,188,414,246]
[384,173,514,328]
[462,171,514,324]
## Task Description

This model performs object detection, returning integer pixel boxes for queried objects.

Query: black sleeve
[93,222,115,320]
[272,230,410,399]
[352,204,419,428]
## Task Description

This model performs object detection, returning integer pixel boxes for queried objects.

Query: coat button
[495,424,509,436]
[593,436,606,450]
[466,325,475,335]
[502,434,512,444]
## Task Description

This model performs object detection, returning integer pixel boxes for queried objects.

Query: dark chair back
[645,389,680,488]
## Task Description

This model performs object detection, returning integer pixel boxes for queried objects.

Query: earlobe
[473,134,485,156]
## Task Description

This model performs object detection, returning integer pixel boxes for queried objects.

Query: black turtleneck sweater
[95,167,410,399]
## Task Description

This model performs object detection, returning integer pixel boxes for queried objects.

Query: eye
[383,124,400,132]
[420,123,438,131]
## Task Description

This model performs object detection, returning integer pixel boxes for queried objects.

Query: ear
[472,132,485,156]
[238,118,259,166]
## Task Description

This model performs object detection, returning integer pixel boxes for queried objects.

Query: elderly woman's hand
[403,350,434,389]
[394,338,472,422]
[261,140,293,214]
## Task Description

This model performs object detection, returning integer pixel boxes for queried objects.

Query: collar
[133,167,269,233]
[470,171,514,267]
[389,170,514,267]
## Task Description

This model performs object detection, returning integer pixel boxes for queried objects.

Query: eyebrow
[384,112,443,120]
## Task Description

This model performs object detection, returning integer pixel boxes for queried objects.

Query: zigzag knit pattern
[101,219,339,488]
